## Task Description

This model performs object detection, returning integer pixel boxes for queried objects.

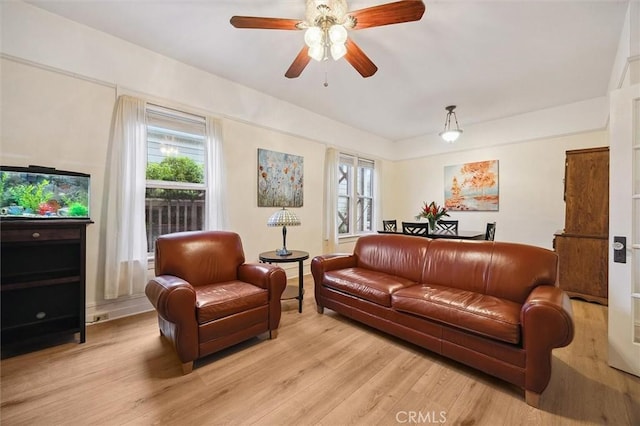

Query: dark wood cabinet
[554,147,609,305]
[1,219,92,356]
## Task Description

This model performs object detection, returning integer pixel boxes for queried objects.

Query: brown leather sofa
[311,234,574,407]
[145,231,287,374]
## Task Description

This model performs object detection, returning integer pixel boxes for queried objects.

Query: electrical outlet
[93,313,109,322]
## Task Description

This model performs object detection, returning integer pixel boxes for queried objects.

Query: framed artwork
[444,160,499,211]
[257,148,304,207]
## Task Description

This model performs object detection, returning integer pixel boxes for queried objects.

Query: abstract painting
[444,160,499,211]
[258,148,304,207]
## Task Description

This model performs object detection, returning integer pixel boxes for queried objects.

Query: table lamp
[267,207,301,256]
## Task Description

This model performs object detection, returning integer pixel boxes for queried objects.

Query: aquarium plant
[0,172,8,207]
[68,202,89,217]
[8,179,54,213]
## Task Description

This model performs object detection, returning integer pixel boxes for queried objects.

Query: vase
[428,218,437,232]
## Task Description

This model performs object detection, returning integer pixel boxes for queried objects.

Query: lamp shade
[267,208,301,227]
[267,208,301,256]
[439,129,463,143]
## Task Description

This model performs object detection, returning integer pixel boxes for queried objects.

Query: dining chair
[402,221,429,236]
[485,222,497,241]
[383,220,397,232]
[436,220,459,233]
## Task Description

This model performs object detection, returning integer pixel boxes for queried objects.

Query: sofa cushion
[195,281,268,324]
[392,283,522,344]
[423,239,558,304]
[323,267,418,307]
[354,234,430,283]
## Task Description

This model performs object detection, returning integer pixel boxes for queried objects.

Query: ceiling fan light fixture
[230,0,426,79]
[330,42,347,60]
[328,24,347,44]
[308,0,348,22]
[438,105,463,143]
[304,26,323,47]
[308,44,325,61]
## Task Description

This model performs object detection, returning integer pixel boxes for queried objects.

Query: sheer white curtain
[104,95,148,299]
[323,147,339,252]
[205,117,228,230]
[373,159,382,233]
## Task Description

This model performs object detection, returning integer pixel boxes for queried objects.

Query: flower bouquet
[415,201,449,231]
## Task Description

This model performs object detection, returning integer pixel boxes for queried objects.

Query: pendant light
[439,105,463,143]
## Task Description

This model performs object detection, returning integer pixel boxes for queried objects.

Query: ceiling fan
[230,0,426,79]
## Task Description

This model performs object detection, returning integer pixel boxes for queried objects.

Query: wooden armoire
[553,147,609,305]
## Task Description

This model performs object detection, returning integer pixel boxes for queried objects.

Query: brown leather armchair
[145,230,287,374]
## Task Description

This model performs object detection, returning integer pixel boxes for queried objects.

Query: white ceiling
[25,0,629,142]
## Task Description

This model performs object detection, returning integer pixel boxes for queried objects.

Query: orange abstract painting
[444,160,498,211]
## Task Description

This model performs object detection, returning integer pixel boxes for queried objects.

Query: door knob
[613,236,626,263]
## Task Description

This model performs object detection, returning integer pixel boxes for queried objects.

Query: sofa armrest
[145,275,198,363]
[238,263,287,330]
[521,285,575,393]
[311,254,356,311]
[311,254,356,276]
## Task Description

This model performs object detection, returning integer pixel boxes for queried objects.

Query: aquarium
[0,165,90,219]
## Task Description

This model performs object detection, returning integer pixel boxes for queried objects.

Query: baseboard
[86,294,154,325]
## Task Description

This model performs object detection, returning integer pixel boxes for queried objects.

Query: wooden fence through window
[145,199,205,251]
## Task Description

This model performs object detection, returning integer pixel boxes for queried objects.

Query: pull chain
[323,60,329,87]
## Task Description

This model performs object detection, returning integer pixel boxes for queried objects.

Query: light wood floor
[1,278,639,425]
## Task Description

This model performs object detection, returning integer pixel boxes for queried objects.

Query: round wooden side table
[259,250,309,313]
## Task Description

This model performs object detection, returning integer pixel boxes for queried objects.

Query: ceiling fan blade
[285,46,312,78]
[230,16,302,30]
[349,0,426,30]
[344,39,378,78]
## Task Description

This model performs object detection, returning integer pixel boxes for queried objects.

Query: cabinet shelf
[1,275,81,291]
[0,219,91,357]
[1,317,82,351]
[1,313,78,332]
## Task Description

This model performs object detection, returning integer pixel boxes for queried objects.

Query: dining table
[377,230,486,240]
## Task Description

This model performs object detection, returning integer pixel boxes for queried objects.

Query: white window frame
[144,104,210,256]
[337,153,376,237]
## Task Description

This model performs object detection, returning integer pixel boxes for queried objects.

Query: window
[145,105,208,254]
[337,153,375,236]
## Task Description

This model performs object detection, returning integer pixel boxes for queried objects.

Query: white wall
[222,119,325,265]
[390,130,608,249]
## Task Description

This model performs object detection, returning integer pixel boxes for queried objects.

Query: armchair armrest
[145,275,198,363]
[238,263,287,330]
[521,285,575,394]
[238,263,286,292]
[146,275,196,323]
